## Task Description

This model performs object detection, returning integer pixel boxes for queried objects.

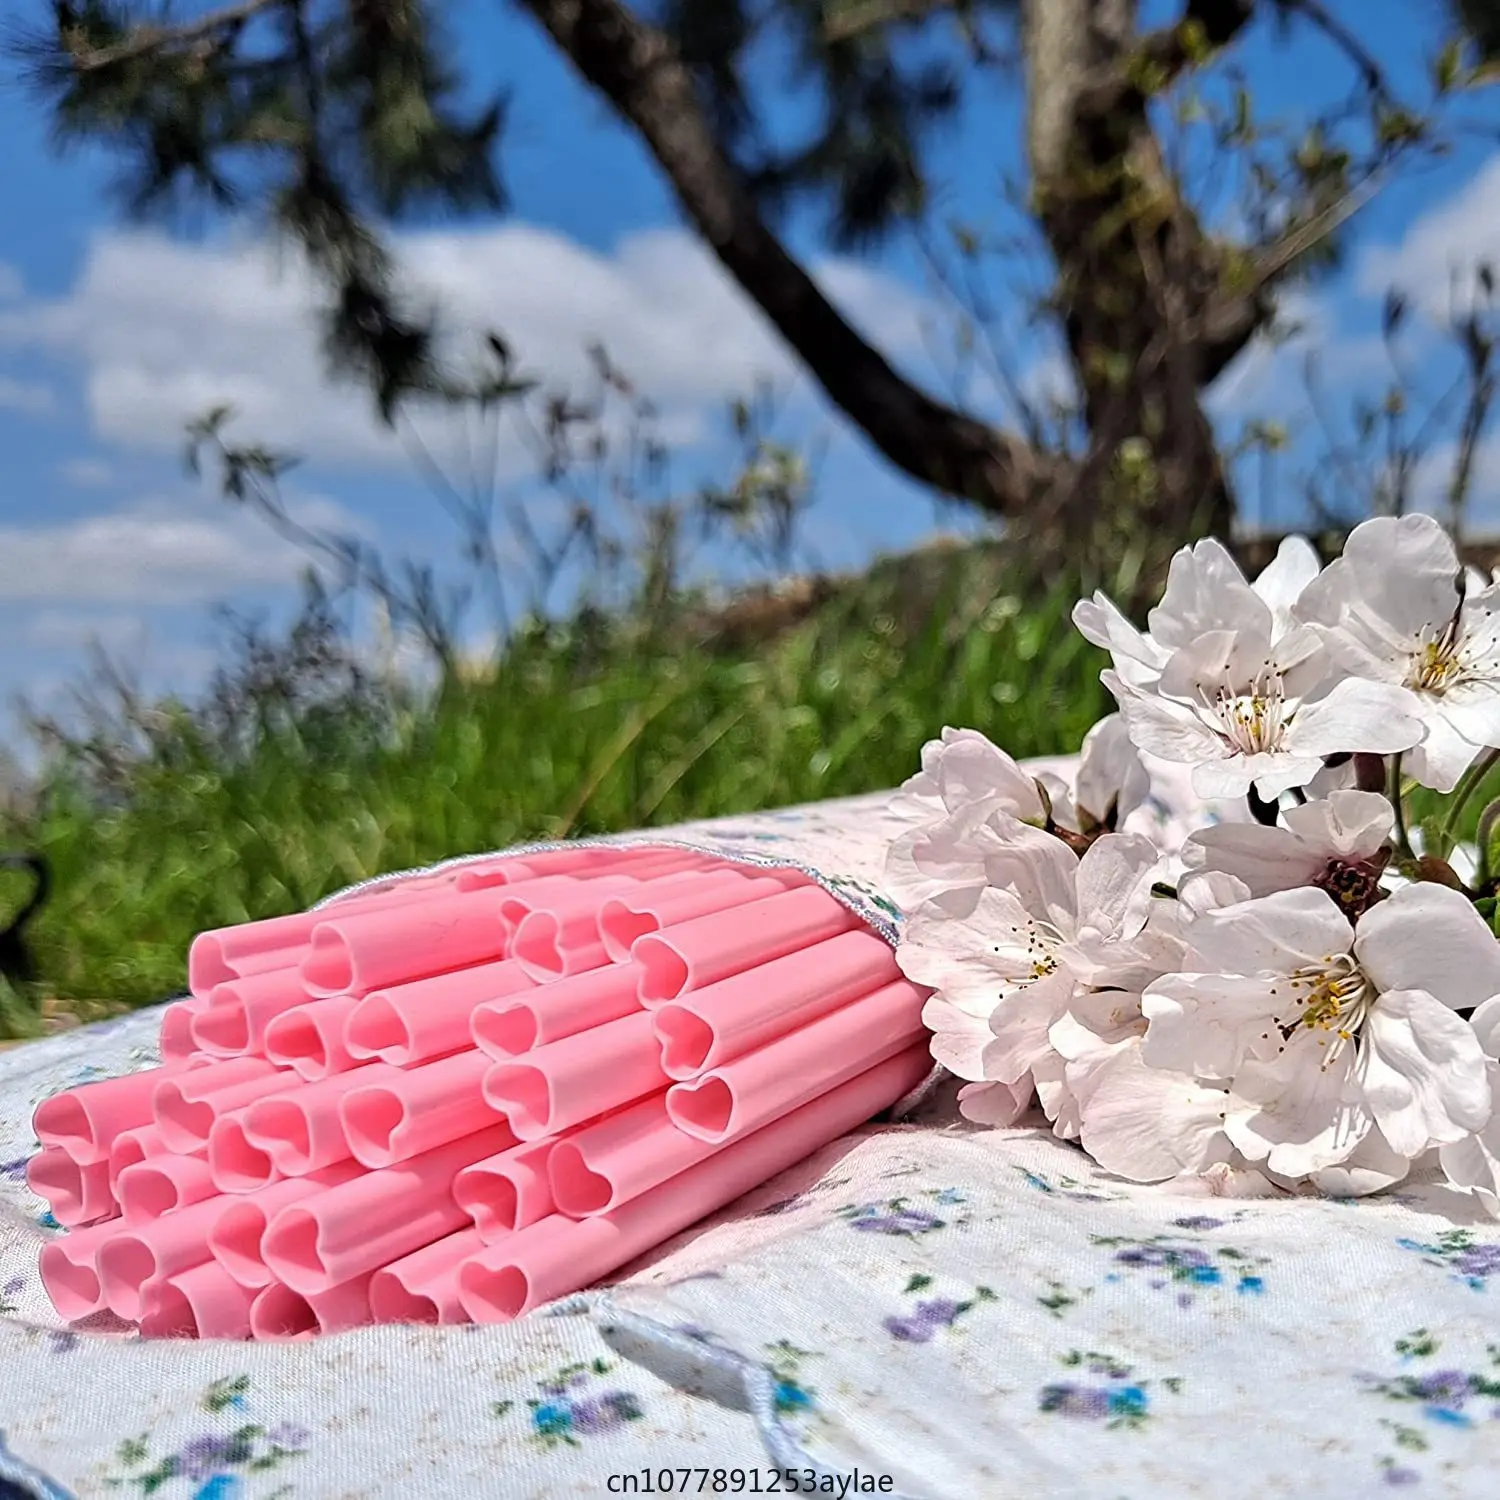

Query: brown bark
[514,0,1052,516]
[1022,0,1254,557]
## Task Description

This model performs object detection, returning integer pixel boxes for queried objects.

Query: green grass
[0,552,1112,1020]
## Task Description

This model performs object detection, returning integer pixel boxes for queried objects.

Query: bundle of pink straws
[29,844,931,1339]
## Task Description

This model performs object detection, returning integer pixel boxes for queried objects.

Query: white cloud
[0,263,21,301]
[0,491,359,606]
[0,375,54,415]
[1357,153,1500,307]
[56,457,114,487]
[0,224,932,477]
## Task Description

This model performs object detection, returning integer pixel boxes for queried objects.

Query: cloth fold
[8,769,1493,1499]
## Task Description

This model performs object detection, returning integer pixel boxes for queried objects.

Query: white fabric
[5,769,1498,1498]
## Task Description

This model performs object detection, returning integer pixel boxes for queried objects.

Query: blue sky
[1,1,1497,754]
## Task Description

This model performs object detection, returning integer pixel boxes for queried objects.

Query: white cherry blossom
[1108,623,1423,800]
[1300,513,1500,792]
[896,833,1178,1137]
[1038,713,1151,835]
[1437,994,1500,1216]
[888,726,1046,826]
[1141,883,1500,1178]
[1181,789,1393,901]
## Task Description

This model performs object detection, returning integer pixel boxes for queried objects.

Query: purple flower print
[265,1423,311,1452]
[569,1392,643,1434]
[1411,1370,1472,1407]
[1454,1244,1500,1279]
[1038,1384,1112,1419]
[884,1315,931,1342]
[179,1436,235,1482]
[1171,1216,1224,1231]
[851,1208,942,1235]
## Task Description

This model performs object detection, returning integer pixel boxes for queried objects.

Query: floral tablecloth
[5,769,1500,1499]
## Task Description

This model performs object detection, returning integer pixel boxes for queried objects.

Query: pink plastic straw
[603,851,704,882]
[96,1187,241,1318]
[109,1123,173,1189]
[263,995,363,1080]
[341,1050,514,1168]
[38,1215,128,1321]
[666,978,927,1144]
[117,1151,216,1222]
[301,891,514,998]
[188,911,324,995]
[496,873,638,936]
[453,1136,571,1240]
[154,1063,299,1154]
[460,1044,933,1321]
[511,908,617,981]
[192,970,312,1058]
[249,1271,375,1339]
[453,857,539,892]
[140,1259,256,1340]
[208,1110,286,1194]
[33,1062,189,1165]
[546,1095,708,1218]
[634,886,859,1006]
[482,1011,667,1140]
[159,998,209,1061]
[597,872,788,962]
[471,964,641,1058]
[242,1061,394,1175]
[345,960,536,1066]
[148,1054,279,1149]
[368,1226,485,1325]
[653,929,902,1078]
[458,845,660,893]
[261,1123,514,1294]
[27,1148,115,1227]
[208,1160,365,1287]
[187,882,454,993]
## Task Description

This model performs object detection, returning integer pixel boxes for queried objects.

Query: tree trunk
[1022,0,1240,573]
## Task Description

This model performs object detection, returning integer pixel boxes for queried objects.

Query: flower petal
[1141,972,1283,1079]
[1252,536,1321,637]
[1149,538,1267,649]
[1302,1126,1411,1198]
[1404,707,1485,794]
[1355,883,1500,1012]
[1063,1029,1232,1182]
[1185,886,1352,975]
[1225,1034,1373,1176]
[1284,677,1425,759]
[920,996,993,1081]
[956,1078,1034,1126]
[1359,988,1492,1155]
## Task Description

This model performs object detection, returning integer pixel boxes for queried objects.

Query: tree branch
[1281,0,1393,99]
[513,0,1050,514]
[60,0,278,73]
[821,0,957,44]
[1077,0,1255,117]
[1201,164,1387,378]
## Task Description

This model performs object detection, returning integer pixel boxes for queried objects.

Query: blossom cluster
[887,515,1500,1209]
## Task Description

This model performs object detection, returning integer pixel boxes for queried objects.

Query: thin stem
[1440,748,1500,856]
[1389,753,1414,860]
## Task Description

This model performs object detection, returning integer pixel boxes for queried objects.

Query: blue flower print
[1397,1229,1500,1291]
[1037,1351,1180,1432]
[496,1359,645,1450]
[1093,1234,1269,1305]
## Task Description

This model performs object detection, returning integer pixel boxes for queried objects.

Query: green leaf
[1435,37,1467,91]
